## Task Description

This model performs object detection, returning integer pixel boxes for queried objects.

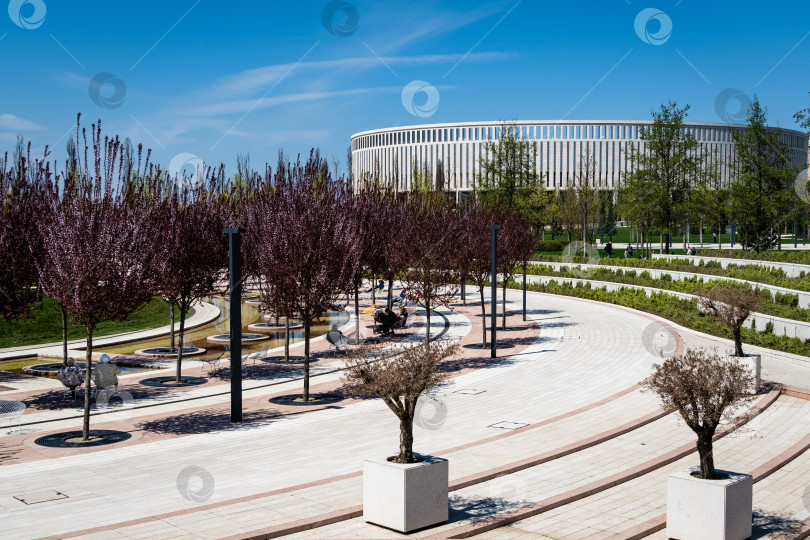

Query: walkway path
[0,286,809,539]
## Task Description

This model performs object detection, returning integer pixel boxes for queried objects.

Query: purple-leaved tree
[244,153,361,401]
[36,118,165,441]
[156,179,227,383]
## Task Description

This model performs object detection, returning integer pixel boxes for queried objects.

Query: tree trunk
[718,225,722,250]
[371,277,376,305]
[700,221,703,248]
[696,430,716,479]
[398,410,415,463]
[82,326,94,441]
[424,298,431,342]
[461,279,466,306]
[387,276,393,309]
[354,284,360,345]
[733,326,744,357]
[284,315,290,361]
[303,319,311,401]
[502,276,508,330]
[169,301,176,352]
[480,286,487,347]
[175,305,187,383]
[62,306,68,366]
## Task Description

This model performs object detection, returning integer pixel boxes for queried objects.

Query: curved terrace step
[456,392,810,539]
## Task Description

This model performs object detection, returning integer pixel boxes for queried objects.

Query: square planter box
[667,467,752,540]
[363,454,448,533]
[726,354,761,393]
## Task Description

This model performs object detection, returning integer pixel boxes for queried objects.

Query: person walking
[605,241,613,258]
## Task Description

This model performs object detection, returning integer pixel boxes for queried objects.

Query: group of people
[376,305,408,337]
[56,354,119,398]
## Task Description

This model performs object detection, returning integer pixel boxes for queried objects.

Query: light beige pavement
[1,286,809,539]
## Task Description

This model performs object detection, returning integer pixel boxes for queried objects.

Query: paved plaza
[1,286,810,539]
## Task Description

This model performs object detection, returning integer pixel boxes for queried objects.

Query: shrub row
[524,263,810,322]
[508,279,810,358]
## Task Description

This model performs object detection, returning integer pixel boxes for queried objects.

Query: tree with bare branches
[642,348,754,479]
[697,284,763,357]
[343,340,459,463]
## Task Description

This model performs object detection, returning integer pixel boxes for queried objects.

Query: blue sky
[1,0,809,178]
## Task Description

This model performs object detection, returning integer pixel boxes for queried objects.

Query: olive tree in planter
[343,340,459,533]
[698,283,763,391]
[643,348,755,540]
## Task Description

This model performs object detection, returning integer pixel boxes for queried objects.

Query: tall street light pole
[487,225,501,359]
[224,227,245,423]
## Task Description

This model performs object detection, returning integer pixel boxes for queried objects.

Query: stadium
[351,120,809,198]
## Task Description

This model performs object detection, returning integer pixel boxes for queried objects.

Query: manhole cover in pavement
[13,490,68,505]
[488,421,530,430]
[454,388,486,395]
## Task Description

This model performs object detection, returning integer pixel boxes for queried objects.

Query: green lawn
[0,297,170,349]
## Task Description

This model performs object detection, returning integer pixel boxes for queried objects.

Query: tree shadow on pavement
[752,509,804,537]
[207,362,300,381]
[136,407,287,435]
[447,494,530,523]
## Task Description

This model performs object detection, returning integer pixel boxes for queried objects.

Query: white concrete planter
[726,354,761,393]
[363,455,448,533]
[667,467,752,540]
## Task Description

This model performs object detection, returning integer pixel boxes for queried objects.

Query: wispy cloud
[206,53,510,100]
[182,86,391,117]
[0,114,45,131]
[382,3,510,53]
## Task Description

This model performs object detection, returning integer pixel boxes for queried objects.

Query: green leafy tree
[794,91,810,130]
[624,101,701,253]
[730,96,796,252]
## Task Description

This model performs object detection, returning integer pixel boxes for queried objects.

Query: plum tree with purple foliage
[36,117,165,441]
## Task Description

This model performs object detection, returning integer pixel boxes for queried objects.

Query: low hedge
[508,278,810,358]
[524,263,810,322]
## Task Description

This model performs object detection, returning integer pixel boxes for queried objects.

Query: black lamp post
[224,227,245,423]
[487,225,501,358]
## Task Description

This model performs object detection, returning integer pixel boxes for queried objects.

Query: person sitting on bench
[380,307,400,336]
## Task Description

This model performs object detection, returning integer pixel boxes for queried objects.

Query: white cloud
[0,114,45,131]
[181,86,399,117]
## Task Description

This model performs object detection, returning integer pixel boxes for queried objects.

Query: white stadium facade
[350,120,809,197]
